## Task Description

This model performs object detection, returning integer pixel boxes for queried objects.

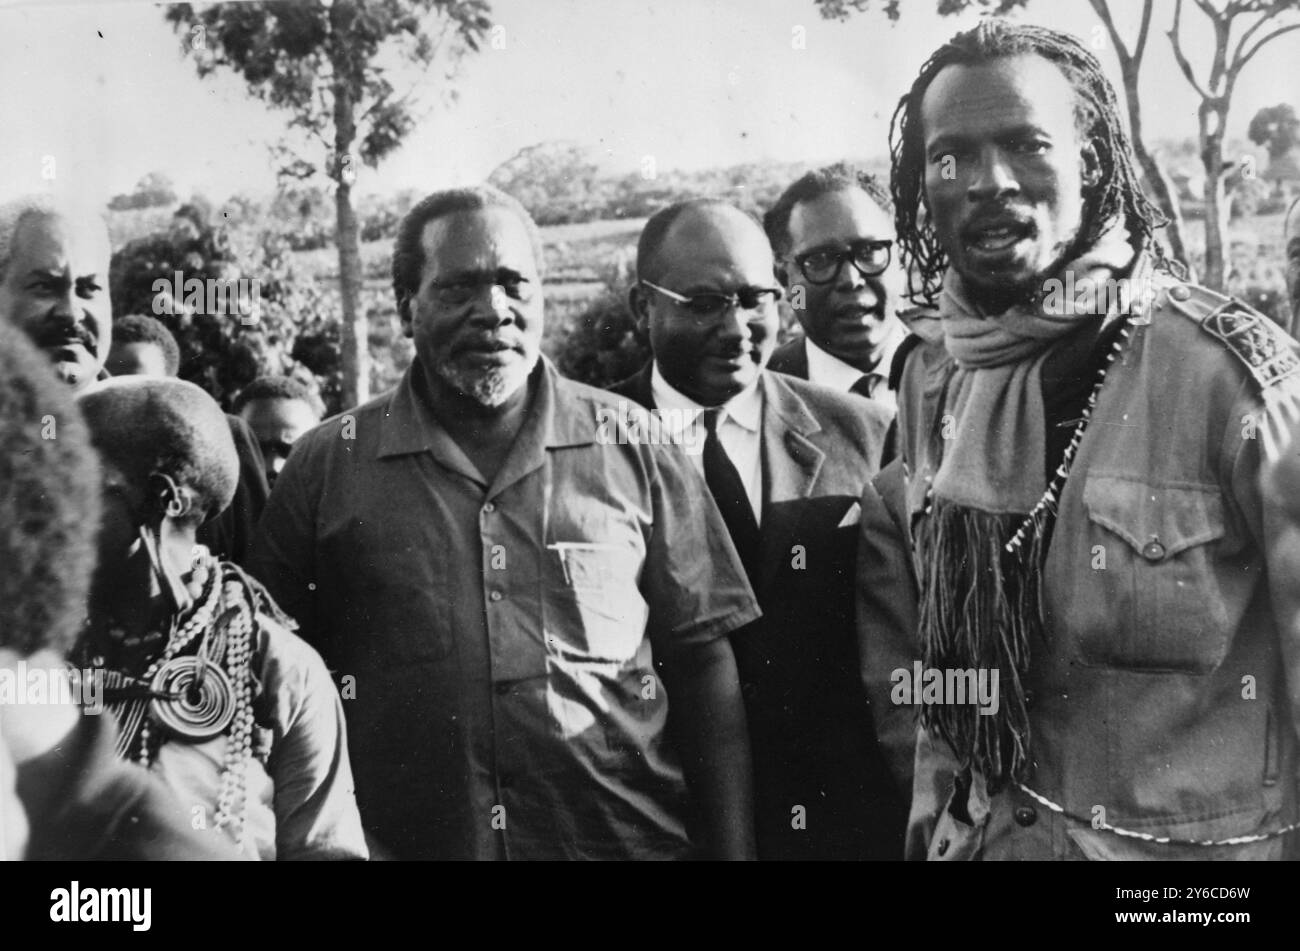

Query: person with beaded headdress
[73,376,367,860]
[860,19,1300,860]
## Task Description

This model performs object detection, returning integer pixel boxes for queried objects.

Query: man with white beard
[250,186,759,861]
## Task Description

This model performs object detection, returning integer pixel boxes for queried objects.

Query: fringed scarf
[910,228,1137,790]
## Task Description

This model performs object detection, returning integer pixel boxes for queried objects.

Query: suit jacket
[767,335,898,467]
[609,364,907,859]
[766,336,811,380]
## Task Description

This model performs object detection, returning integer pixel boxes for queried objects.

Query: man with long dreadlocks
[865,19,1300,860]
[73,376,368,860]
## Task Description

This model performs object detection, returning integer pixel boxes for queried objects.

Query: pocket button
[1141,537,1166,562]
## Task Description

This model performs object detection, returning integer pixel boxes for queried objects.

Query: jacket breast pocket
[545,543,648,665]
[1077,475,1230,673]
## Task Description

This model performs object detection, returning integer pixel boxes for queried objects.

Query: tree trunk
[1200,101,1229,291]
[1122,69,1190,271]
[335,176,368,408]
[331,0,368,409]
[1089,0,1190,270]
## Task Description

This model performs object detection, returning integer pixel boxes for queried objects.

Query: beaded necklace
[94,553,257,850]
[918,305,1137,555]
[1003,313,1134,555]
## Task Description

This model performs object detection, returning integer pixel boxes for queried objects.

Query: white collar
[650,363,763,433]
[804,322,905,390]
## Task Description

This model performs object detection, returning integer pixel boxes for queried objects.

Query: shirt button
[489,591,503,602]
[1023,688,1036,709]
[936,837,950,857]
[482,502,495,514]
[1141,538,1166,561]
[1014,806,1038,827]
[1169,284,1191,302]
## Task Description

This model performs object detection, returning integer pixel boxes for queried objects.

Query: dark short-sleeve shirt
[249,359,759,860]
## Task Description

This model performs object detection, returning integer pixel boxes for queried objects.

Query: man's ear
[1081,142,1102,189]
[628,284,651,340]
[148,472,194,523]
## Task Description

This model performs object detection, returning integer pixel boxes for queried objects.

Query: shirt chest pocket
[544,543,648,665]
[1076,476,1230,673]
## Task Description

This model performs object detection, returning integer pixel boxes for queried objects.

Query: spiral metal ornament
[149,656,236,742]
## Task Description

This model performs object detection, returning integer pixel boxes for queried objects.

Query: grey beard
[434,353,535,408]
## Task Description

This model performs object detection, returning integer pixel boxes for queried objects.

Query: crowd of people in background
[3,20,1300,861]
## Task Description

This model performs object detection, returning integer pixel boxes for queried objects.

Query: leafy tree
[164,0,492,408]
[548,289,647,389]
[108,171,180,211]
[489,141,607,225]
[1248,103,1299,160]
[1167,0,1300,288]
[110,202,339,410]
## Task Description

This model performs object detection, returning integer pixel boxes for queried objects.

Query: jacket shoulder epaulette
[1163,282,1300,392]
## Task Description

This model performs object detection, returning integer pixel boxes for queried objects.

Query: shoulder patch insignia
[1174,288,1300,391]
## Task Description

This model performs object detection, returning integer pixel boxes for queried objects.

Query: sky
[0,0,1296,205]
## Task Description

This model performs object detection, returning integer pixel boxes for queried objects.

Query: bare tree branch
[1134,0,1154,60]
[1089,0,1130,63]
[1236,21,1300,73]
[1229,3,1276,63]
[1169,0,1214,100]
[1192,0,1223,24]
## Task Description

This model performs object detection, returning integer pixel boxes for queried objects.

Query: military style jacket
[879,263,1300,860]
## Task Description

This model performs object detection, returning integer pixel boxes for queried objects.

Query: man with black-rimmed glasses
[612,199,906,859]
[764,164,907,414]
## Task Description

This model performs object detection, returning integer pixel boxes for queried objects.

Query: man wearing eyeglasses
[764,164,907,413]
[251,186,761,860]
[612,199,906,859]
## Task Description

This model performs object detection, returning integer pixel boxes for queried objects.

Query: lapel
[757,371,826,592]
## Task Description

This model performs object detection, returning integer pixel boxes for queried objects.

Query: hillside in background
[104,142,1297,412]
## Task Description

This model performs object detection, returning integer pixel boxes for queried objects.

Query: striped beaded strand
[211,575,255,851]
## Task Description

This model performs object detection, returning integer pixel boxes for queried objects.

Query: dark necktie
[850,373,884,400]
[702,408,760,580]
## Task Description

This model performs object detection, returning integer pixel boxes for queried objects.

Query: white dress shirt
[650,363,764,525]
[805,325,903,412]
